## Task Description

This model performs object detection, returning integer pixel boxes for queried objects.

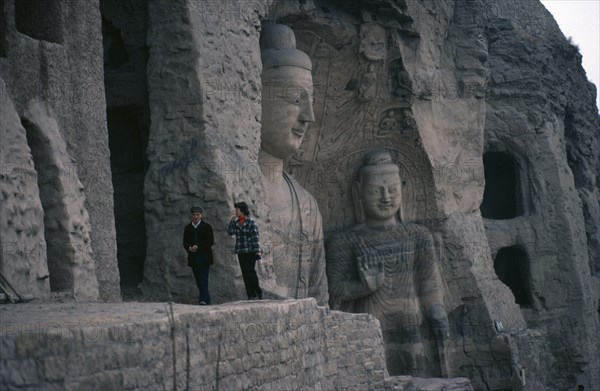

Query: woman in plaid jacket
[228,202,263,300]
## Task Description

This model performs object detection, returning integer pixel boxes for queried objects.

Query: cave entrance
[480,151,523,219]
[22,118,73,293]
[106,106,148,288]
[493,246,532,306]
[100,1,149,292]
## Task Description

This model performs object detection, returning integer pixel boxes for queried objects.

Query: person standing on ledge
[183,205,214,305]
[228,202,263,300]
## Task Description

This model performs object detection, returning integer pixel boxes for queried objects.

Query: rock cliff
[1,0,597,389]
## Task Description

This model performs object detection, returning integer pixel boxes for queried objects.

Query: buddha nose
[298,96,315,124]
[381,188,391,202]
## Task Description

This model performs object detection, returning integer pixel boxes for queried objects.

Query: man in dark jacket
[183,205,214,305]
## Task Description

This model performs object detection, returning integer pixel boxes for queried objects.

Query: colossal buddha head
[260,23,315,159]
[353,150,403,225]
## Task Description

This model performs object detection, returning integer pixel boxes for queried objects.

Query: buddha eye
[282,86,309,105]
[288,95,301,105]
[275,93,301,105]
[388,186,397,193]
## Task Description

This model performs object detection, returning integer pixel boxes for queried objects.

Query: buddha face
[261,66,315,159]
[360,170,402,222]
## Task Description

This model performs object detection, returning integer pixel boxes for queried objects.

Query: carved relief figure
[389,59,412,101]
[358,24,386,61]
[258,24,328,305]
[379,110,398,132]
[378,109,416,136]
[315,39,330,58]
[326,149,449,376]
[356,63,378,102]
[402,108,416,130]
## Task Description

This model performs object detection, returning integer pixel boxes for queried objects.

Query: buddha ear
[352,181,365,223]
[398,181,404,221]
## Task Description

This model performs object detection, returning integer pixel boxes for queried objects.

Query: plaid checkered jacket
[227,217,261,254]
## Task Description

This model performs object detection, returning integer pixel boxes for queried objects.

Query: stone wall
[0,299,391,390]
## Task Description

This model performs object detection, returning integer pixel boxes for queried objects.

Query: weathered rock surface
[275,1,525,388]
[0,0,598,389]
[139,0,278,305]
[0,79,49,300]
[0,1,118,301]
[275,1,599,388]
[482,1,600,388]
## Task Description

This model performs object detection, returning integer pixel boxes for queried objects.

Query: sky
[540,0,600,112]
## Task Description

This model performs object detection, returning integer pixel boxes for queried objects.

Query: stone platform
[0,299,472,390]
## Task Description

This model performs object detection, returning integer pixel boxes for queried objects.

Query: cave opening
[102,16,129,69]
[100,0,149,292]
[480,151,523,219]
[15,0,63,44]
[22,118,73,293]
[107,106,148,288]
[494,246,532,306]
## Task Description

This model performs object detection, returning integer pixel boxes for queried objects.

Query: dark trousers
[191,260,210,304]
[238,253,262,299]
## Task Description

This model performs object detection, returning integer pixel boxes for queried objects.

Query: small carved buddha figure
[258,23,328,305]
[326,149,448,376]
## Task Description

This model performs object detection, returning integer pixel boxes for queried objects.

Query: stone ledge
[0,299,471,390]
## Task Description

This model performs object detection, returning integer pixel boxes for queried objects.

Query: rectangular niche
[15,0,63,44]
[0,0,7,56]
[480,151,524,219]
[494,245,532,306]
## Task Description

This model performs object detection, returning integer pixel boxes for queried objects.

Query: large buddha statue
[326,149,449,377]
[258,24,328,306]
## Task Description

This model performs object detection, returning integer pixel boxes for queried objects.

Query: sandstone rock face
[277,1,525,388]
[139,0,278,304]
[19,101,99,301]
[0,80,49,300]
[262,0,595,388]
[0,0,119,301]
[482,1,600,388]
[1,0,598,389]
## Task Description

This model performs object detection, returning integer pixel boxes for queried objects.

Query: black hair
[234,202,250,216]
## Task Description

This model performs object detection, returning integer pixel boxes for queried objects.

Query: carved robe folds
[269,173,328,306]
[327,222,445,376]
